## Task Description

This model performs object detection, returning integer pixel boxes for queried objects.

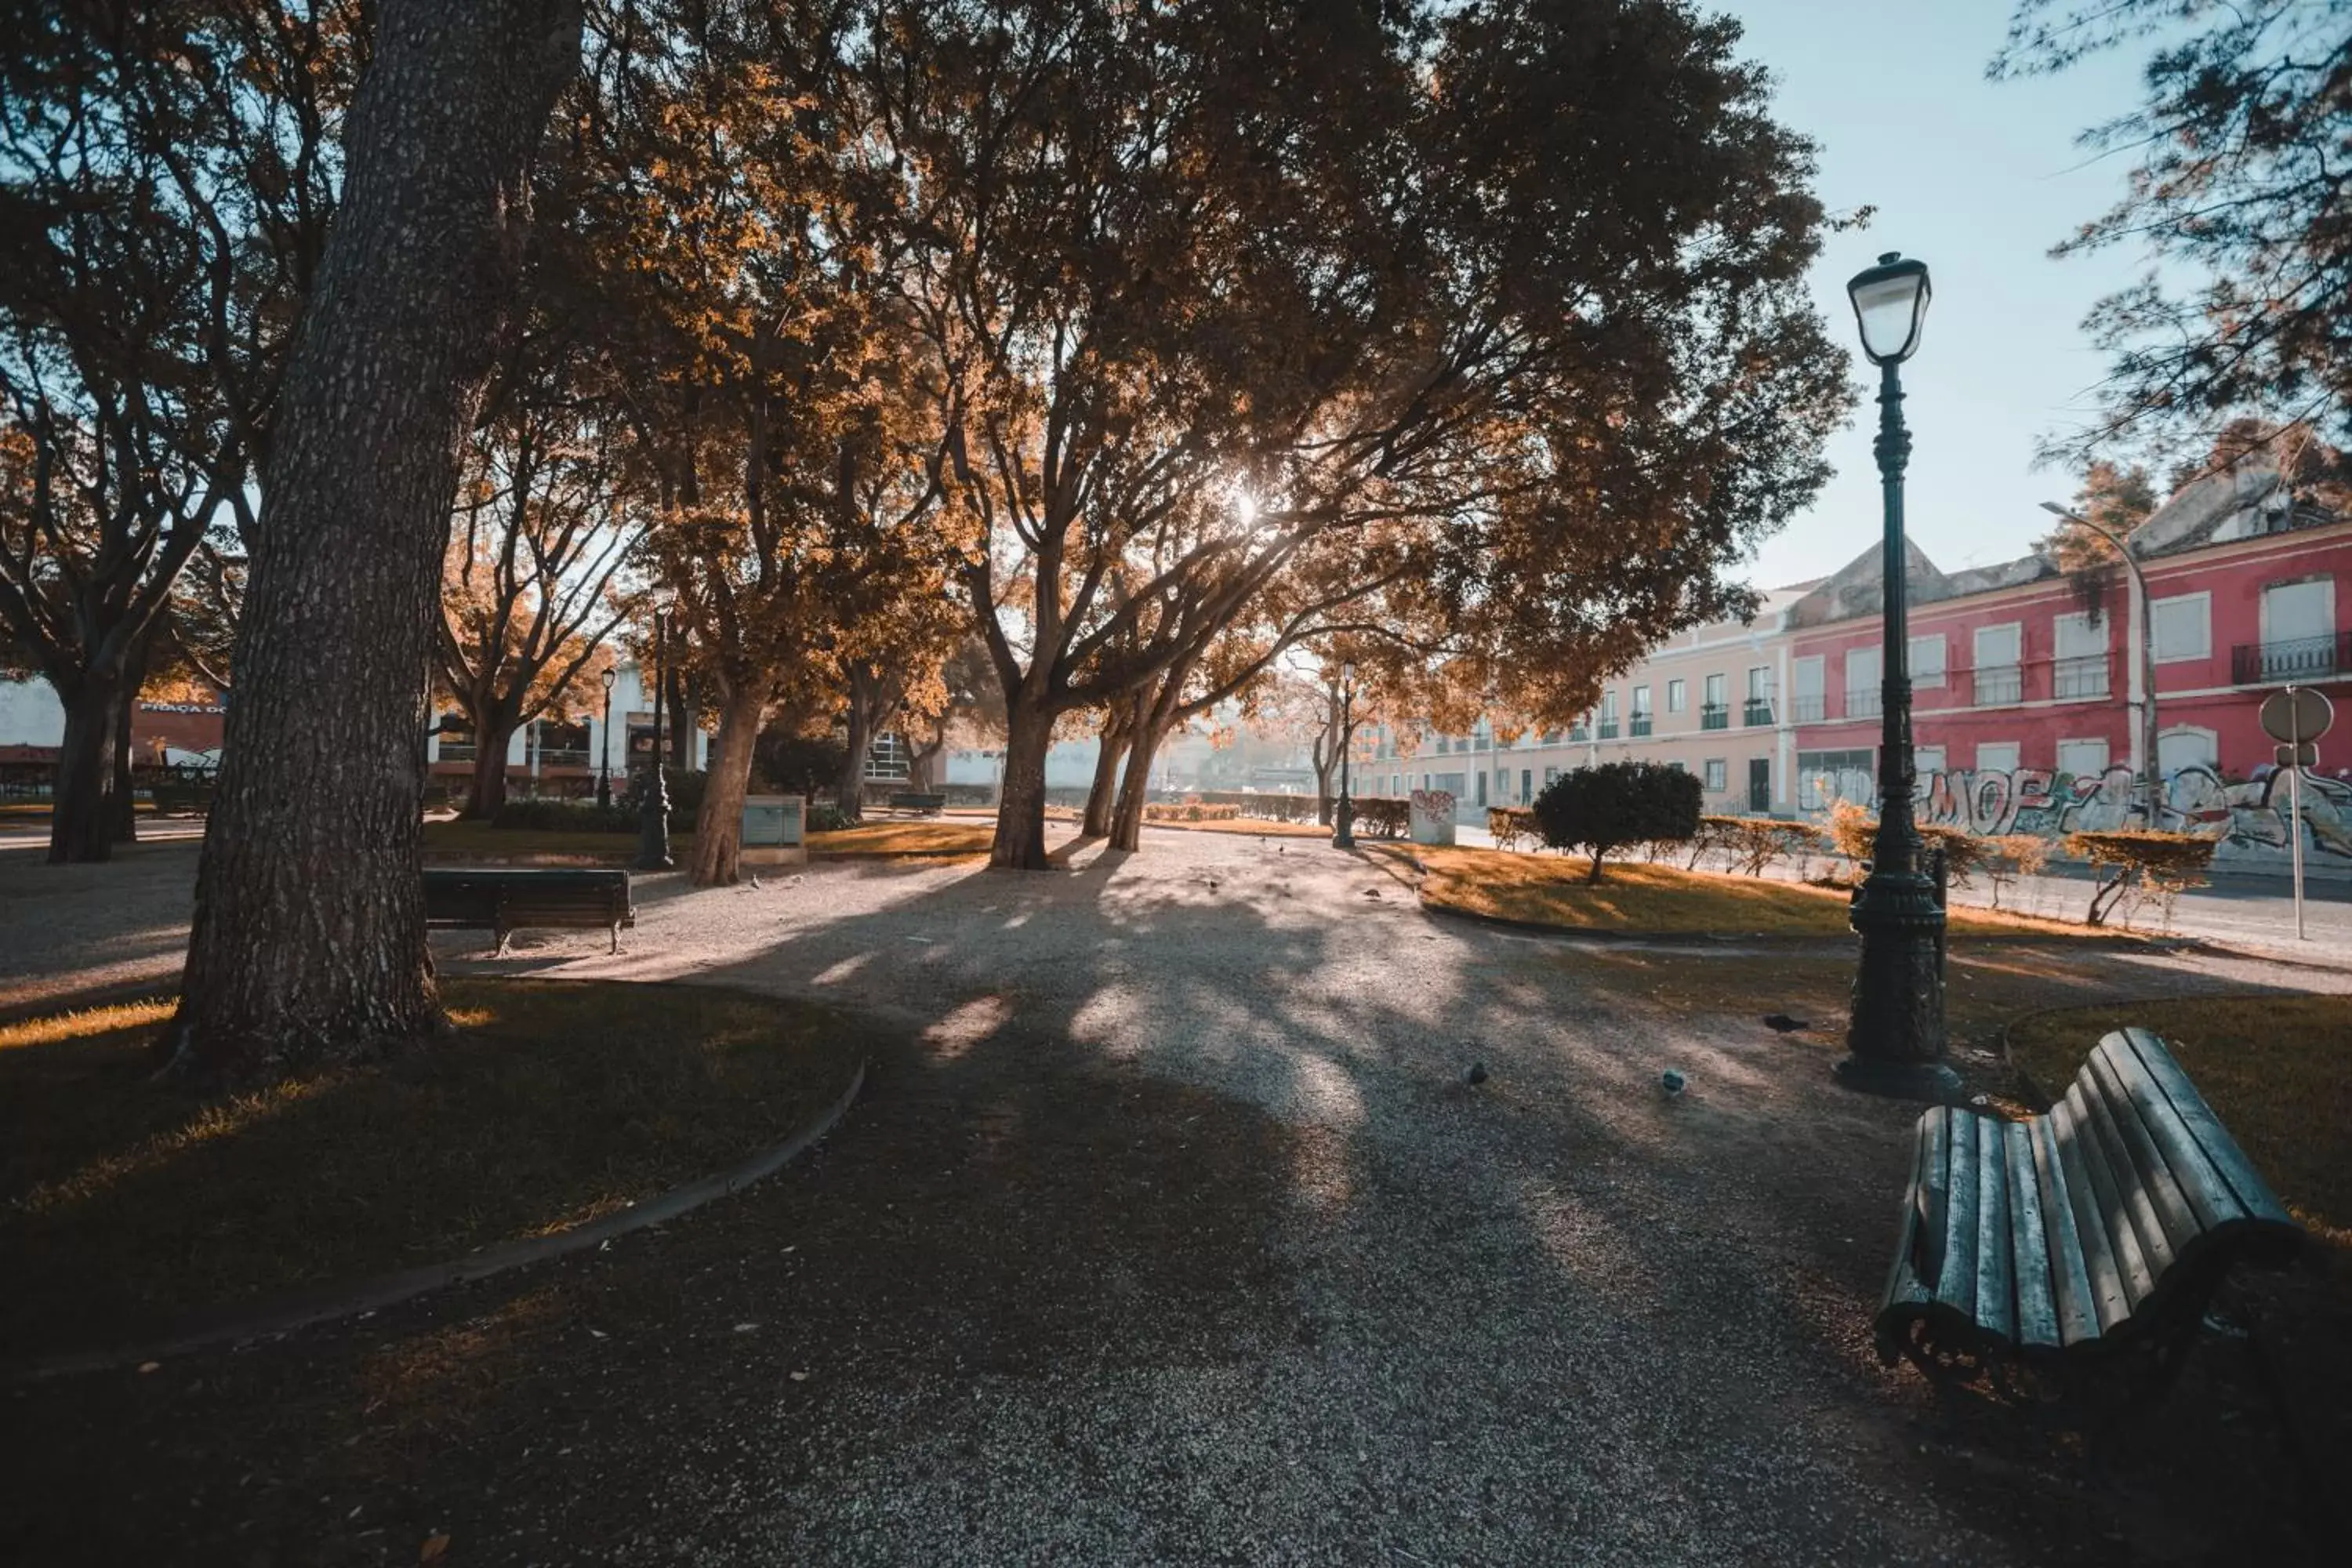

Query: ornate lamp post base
[1331,797,1355,849]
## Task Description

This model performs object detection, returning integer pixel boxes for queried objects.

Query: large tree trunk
[989,699,1055,870]
[835,702,871,823]
[908,728,945,793]
[1080,712,1128,837]
[463,711,521,821]
[166,0,583,1083]
[1110,685,1176,852]
[46,676,125,866]
[690,681,768,887]
[110,679,139,844]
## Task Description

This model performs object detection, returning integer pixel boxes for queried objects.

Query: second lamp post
[1330,662,1357,849]
[637,601,674,872]
[1837,252,1955,1098]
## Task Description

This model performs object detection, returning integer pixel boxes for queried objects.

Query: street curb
[2,1058,866,1385]
[1414,893,2141,949]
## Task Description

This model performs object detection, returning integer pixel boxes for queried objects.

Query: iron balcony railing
[1700,703,1730,731]
[2233,630,2350,685]
[1846,688,1882,720]
[1629,716,1653,738]
[1972,665,2023,706]
[1744,699,1775,727]
[1566,725,1589,742]
[1790,695,1826,723]
[2052,655,2111,701]
[1597,721,1620,739]
[437,741,477,762]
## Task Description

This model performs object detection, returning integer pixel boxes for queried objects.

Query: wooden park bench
[883,791,946,816]
[423,867,634,956]
[1876,1027,2303,1401]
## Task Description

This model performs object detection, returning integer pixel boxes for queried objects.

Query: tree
[1532,760,1702,882]
[166,0,584,1083]
[2039,460,2157,570]
[1996,0,2352,460]
[867,0,1848,869]
[0,2,355,863]
[434,349,641,820]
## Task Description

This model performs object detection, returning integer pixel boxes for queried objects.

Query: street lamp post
[1332,662,1358,848]
[1837,252,1957,1099]
[2040,501,2161,828]
[637,606,673,871]
[597,666,617,809]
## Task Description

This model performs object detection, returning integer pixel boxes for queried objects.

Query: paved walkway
[2,829,2344,1563]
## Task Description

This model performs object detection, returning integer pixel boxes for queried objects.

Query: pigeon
[1761,1014,1809,1033]
[1362,887,1382,898]
[1661,1069,1687,1096]
[750,873,763,890]
[1465,1062,1488,1086]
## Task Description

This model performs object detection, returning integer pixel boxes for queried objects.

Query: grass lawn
[810,819,996,858]
[2007,994,2352,1241]
[0,979,862,1352]
[1388,842,2096,938]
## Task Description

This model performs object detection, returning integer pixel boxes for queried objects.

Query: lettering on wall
[1816,762,2350,864]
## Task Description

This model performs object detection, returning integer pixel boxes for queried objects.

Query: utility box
[741,794,808,866]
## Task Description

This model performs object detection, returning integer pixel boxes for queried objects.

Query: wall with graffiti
[1807,762,2352,866]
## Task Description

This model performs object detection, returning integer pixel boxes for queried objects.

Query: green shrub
[618,765,703,828]
[1488,806,1540,851]
[755,731,851,797]
[1532,761,1701,882]
[1352,797,1410,838]
[805,803,853,833]
[2064,829,2216,928]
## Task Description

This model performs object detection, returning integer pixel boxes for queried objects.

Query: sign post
[2259,686,2336,941]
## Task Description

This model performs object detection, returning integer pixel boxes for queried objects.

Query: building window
[2246,577,2341,682]
[2158,726,2218,775]
[2053,612,2111,699]
[1915,746,1946,776]
[2056,738,2110,779]
[1976,742,2021,775]
[1845,645,1882,719]
[1791,656,1825,723]
[1907,634,1945,689]
[2151,592,2211,662]
[1973,623,2023,706]
[1797,748,1875,810]
[1704,758,1726,791]
[1744,665,1775,725]
[1543,765,1559,786]
[1519,768,1531,802]
[864,733,912,781]
[1700,671,1730,730]
[1666,678,1687,713]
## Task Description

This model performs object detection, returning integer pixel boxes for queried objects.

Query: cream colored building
[1359,584,1816,820]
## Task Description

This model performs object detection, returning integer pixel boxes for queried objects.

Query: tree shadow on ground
[5,833,2348,1563]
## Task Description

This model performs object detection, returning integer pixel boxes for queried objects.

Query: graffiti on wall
[1812,763,2352,863]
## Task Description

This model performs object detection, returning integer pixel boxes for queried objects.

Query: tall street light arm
[2041,502,2161,828]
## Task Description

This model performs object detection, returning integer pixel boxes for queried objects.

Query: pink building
[1787,460,2351,868]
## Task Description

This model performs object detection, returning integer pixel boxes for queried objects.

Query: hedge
[1143,801,1242,822]
[2064,829,2216,927]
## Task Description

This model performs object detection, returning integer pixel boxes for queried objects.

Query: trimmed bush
[2065,829,2216,928]
[1143,801,1242,822]
[805,803,853,833]
[1352,797,1410,839]
[1532,761,1701,882]
[1487,806,1540,852]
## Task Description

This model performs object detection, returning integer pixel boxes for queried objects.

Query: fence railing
[1846,688,1882,720]
[1597,721,1619,740]
[1972,665,2023,706]
[1790,695,1825,723]
[1700,704,1730,731]
[1743,699,1775,727]
[2052,655,2111,701]
[2233,630,2349,685]
[1629,716,1653,738]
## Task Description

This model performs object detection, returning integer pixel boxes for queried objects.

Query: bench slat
[1973,1117,2016,1345]
[2084,1045,2205,1263]
[1915,1105,1952,1294]
[2031,1116,2103,1348]
[2096,1035,2243,1235]
[2002,1121,2062,1350]
[2063,1080,2161,1313]
[2052,1097,2137,1334]
[2118,1028,2295,1227]
[2074,1069,2179,1286]
[1881,1112,1939,1318]
[1935,1110,1981,1320]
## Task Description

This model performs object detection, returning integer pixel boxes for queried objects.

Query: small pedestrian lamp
[2041,501,2159,829]
[1837,252,1955,1098]
[597,666,618,809]
[1331,661,1358,849]
[637,594,675,871]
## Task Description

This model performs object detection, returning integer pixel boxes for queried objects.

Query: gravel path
[2,828,2343,1564]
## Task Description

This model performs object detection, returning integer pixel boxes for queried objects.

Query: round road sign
[2259,686,2334,745]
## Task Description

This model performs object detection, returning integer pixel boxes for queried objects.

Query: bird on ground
[1661,1069,1686,1096]
[1465,1062,1488,1086]
[750,873,763,889]
[1761,1014,1810,1033]
[1363,887,1381,898]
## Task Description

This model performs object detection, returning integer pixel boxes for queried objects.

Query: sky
[1724,0,2159,590]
